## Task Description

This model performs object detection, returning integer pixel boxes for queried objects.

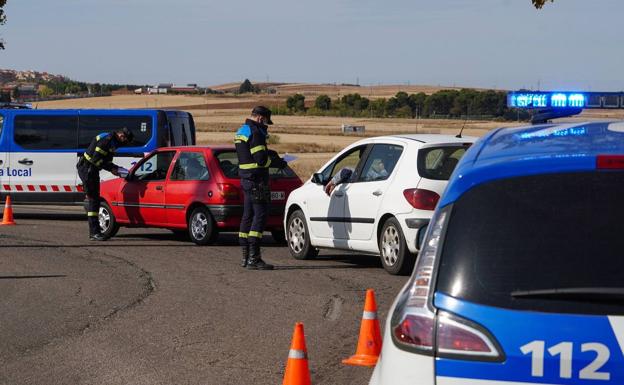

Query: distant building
[2,83,38,100]
[341,124,365,134]
[170,84,199,93]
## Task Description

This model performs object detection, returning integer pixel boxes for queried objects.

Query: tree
[38,85,53,98]
[0,0,6,50]
[286,93,306,112]
[532,0,553,8]
[239,79,257,94]
[314,94,331,110]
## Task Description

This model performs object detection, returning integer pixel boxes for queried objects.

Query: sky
[1,0,624,91]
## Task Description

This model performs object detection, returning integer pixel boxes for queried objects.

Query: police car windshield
[436,172,624,315]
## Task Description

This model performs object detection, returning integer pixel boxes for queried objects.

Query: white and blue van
[371,121,624,384]
[0,107,195,204]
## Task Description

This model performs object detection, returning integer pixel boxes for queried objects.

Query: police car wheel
[287,210,318,260]
[99,202,119,239]
[379,217,415,275]
[188,206,217,245]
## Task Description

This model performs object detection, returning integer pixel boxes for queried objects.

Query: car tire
[271,230,287,245]
[379,217,415,275]
[99,201,119,239]
[287,209,318,260]
[188,206,218,245]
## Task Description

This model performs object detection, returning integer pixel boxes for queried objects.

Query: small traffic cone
[282,322,312,385]
[0,195,16,226]
[342,289,382,367]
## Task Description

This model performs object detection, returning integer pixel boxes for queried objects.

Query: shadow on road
[273,253,382,270]
[0,274,67,279]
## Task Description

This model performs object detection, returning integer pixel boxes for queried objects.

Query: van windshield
[436,172,624,315]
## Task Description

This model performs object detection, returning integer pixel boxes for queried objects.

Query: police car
[370,121,624,384]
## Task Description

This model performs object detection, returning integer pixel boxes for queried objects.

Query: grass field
[35,89,624,179]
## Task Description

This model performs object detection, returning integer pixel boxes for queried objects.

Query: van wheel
[379,217,415,275]
[188,206,218,245]
[99,202,119,239]
[271,230,287,245]
[287,210,318,260]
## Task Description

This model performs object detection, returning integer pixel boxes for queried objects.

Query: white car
[283,134,476,275]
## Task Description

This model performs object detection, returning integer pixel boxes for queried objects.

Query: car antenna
[456,116,467,138]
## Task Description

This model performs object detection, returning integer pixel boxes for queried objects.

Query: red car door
[165,150,211,227]
[120,150,176,226]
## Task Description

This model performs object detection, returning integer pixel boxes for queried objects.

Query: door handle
[18,158,34,165]
[155,185,163,191]
[372,190,383,196]
[334,191,344,197]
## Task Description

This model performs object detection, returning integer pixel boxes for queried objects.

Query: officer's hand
[274,157,288,169]
[325,181,336,196]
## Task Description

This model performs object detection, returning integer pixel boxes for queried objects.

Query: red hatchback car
[97,146,303,244]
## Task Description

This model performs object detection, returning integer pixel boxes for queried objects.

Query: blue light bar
[508,92,587,109]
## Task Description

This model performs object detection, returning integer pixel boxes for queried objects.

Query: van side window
[168,117,183,146]
[14,115,78,149]
[78,116,152,148]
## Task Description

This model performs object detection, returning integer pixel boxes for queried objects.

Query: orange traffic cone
[342,289,382,366]
[282,322,312,385]
[0,196,16,226]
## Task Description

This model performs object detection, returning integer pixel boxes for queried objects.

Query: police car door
[8,112,79,201]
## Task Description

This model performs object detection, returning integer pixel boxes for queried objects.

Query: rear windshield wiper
[511,287,624,303]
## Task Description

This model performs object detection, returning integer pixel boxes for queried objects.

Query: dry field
[36,90,624,180]
[209,82,489,99]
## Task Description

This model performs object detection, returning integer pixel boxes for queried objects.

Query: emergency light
[508,91,624,109]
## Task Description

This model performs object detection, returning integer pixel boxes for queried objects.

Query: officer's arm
[95,136,119,173]
[250,133,270,168]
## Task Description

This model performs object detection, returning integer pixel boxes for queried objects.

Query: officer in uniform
[235,106,287,270]
[77,127,133,240]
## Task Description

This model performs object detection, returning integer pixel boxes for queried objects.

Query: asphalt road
[0,208,409,385]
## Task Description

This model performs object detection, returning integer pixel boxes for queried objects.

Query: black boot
[88,216,107,241]
[246,244,274,270]
[240,245,250,267]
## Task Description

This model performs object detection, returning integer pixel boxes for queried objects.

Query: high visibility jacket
[81,132,119,172]
[234,119,272,179]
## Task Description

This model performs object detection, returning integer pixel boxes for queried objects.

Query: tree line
[280,90,530,121]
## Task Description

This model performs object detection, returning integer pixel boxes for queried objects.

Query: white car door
[306,144,368,240]
[343,143,404,241]
[9,113,79,196]
[305,182,347,239]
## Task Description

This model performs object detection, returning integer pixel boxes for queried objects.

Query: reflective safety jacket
[81,132,119,172]
[234,119,272,179]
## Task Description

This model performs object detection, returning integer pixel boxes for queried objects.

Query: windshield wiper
[511,287,624,303]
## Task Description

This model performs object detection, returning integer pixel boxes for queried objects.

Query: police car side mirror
[311,173,325,185]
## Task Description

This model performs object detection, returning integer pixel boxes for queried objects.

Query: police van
[0,107,195,204]
[371,121,624,384]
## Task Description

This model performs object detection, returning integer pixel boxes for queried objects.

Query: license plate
[271,191,285,201]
